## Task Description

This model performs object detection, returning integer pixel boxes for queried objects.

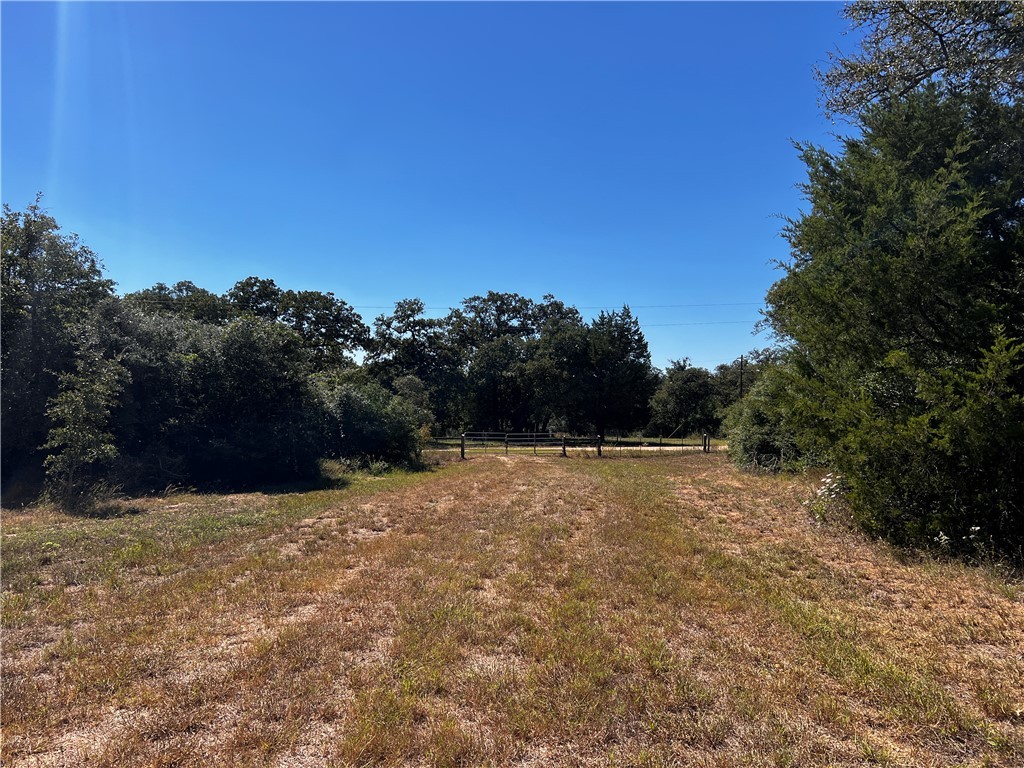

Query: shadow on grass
[2,453,468,529]
[81,503,146,520]
[255,473,353,495]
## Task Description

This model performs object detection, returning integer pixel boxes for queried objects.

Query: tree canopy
[733,2,1024,560]
[1,199,114,495]
[819,1,1024,116]
[3,203,726,506]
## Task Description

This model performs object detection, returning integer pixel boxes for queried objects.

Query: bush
[316,371,423,467]
[834,333,1024,558]
[43,333,128,509]
[723,364,804,471]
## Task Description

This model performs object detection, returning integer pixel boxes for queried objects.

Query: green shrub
[43,336,128,510]
[182,318,323,487]
[316,370,423,467]
[723,364,803,471]
[835,333,1024,557]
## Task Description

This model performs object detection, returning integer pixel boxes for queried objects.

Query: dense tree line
[1,201,751,507]
[728,1,1024,561]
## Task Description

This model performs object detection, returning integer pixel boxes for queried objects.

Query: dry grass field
[2,454,1022,767]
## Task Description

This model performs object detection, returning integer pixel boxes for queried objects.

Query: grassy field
[2,454,1022,767]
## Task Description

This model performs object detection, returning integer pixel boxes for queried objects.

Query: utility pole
[739,355,745,399]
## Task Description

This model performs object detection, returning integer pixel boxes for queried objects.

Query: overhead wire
[120,296,765,314]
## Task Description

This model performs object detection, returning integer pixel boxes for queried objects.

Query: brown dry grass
[2,454,1021,767]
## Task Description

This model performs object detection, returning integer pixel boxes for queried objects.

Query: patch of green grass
[510,590,626,738]
[765,590,969,734]
[1,463,446,612]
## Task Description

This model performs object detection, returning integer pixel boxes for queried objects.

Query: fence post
[505,435,509,455]
[534,433,537,456]
[562,436,567,457]
[597,435,603,457]
[461,433,466,460]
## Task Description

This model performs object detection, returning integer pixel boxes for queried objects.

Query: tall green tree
[527,306,592,433]
[466,335,534,432]
[186,317,323,485]
[588,307,658,436]
[87,301,218,490]
[1,199,114,493]
[366,299,467,432]
[125,280,235,324]
[768,88,1024,369]
[454,292,544,432]
[450,291,538,352]
[764,86,1024,554]
[648,361,716,437]
[278,289,368,370]
[226,275,284,320]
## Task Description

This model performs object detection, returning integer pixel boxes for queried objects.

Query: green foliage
[366,298,468,432]
[723,362,804,471]
[769,89,1023,371]
[451,290,540,349]
[392,375,435,432]
[315,370,423,467]
[466,335,533,432]
[646,351,771,438]
[647,361,716,437]
[87,301,216,488]
[124,280,235,324]
[43,333,128,508]
[366,294,660,436]
[226,275,283,320]
[278,288,368,370]
[61,303,324,492]
[130,275,371,370]
[1,197,115,494]
[589,307,658,436]
[762,85,1024,559]
[184,317,324,487]
[527,308,592,433]
[834,333,1024,555]
[3,200,667,498]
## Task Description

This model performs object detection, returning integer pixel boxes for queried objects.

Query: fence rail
[430,432,721,458]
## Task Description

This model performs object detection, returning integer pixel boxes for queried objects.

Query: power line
[352,302,765,311]
[579,302,762,309]
[641,320,762,327]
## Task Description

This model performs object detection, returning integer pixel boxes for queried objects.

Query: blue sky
[2,1,854,369]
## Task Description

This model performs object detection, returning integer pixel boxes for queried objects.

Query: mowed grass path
[2,455,1022,767]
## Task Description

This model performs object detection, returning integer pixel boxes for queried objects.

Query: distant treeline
[1,200,762,505]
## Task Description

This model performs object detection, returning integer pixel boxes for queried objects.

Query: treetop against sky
[1,1,854,369]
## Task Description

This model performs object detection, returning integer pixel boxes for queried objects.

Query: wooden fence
[433,431,719,459]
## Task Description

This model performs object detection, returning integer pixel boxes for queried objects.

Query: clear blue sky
[2,1,854,369]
